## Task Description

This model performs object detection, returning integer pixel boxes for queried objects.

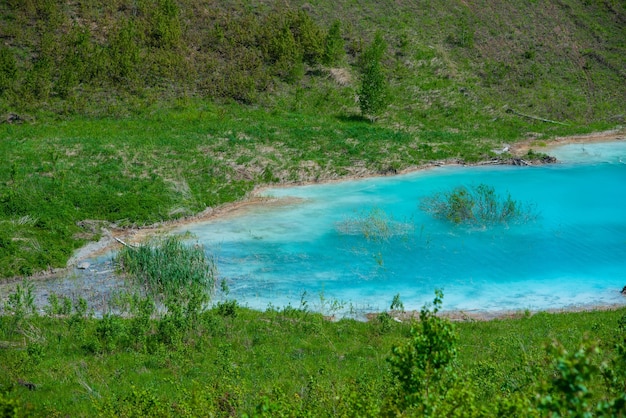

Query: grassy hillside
[0,0,625,276]
[1,0,624,122]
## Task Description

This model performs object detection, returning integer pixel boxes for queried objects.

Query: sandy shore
[509,127,625,155]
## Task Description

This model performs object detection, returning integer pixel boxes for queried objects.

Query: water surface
[180,140,626,315]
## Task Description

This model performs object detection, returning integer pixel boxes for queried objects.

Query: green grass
[0,1,625,415]
[0,290,625,416]
[0,99,619,278]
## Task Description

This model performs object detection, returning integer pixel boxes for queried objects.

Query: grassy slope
[0,0,624,277]
[1,303,625,416]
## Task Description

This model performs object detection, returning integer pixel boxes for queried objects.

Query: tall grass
[116,235,216,300]
[1,287,625,416]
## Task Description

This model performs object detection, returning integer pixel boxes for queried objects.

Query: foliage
[537,341,601,417]
[0,47,17,96]
[336,207,414,243]
[358,32,389,117]
[116,235,216,301]
[0,393,19,418]
[420,183,537,226]
[1,281,35,335]
[0,0,624,277]
[323,21,345,66]
[387,290,458,413]
[1,278,626,416]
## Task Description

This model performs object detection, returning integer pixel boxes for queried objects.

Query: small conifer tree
[323,21,345,65]
[358,32,389,117]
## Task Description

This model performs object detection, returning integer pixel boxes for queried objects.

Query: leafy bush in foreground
[420,183,536,226]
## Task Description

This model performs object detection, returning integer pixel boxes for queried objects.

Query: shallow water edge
[1,131,625,319]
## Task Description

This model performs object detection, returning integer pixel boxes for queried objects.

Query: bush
[420,183,537,226]
[0,393,19,418]
[0,47,17,96]
[336,207,414,243]
[387,290,458,412]
[147,0,182,49]
[108,19,141,83]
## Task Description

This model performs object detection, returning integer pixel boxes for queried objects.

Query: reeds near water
[116,236,216,300]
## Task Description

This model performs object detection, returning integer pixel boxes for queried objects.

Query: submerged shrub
[420,183,536,226]
[336,207,414,243]
[116,235,216,301]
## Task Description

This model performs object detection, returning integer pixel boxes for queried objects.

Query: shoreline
[7,128,625,274]
[2,129,625,320]
[102,127,626,254]
[370,301,626,323]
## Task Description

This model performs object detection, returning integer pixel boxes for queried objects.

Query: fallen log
[505,108,569,126]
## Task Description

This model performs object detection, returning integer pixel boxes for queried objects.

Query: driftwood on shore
[475,155,557,167]
[114,237,137,249]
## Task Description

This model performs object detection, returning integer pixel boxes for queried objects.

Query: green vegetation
[1,289,626,416]
[358,32,389,117]
[0,0,624,277]
[420,184,537,225]
[116,235,216,301]
[336,207,414,243]
[0,1,625,414]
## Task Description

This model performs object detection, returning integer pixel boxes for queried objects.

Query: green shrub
[420,183,537,226]
[2,281,35,335]
[147,0,182,49]
[323,21,345,66]
[108,19,141,83]
[96,313,128,352]
[0,393,19,418]
[0,47,17,96]
[387,290,458,413]
[289,10,325,66]
[56,26,93,98]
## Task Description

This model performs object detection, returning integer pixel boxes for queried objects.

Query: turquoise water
[180,141,626,315]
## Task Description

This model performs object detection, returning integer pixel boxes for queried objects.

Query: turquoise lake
[179,141,626,315]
